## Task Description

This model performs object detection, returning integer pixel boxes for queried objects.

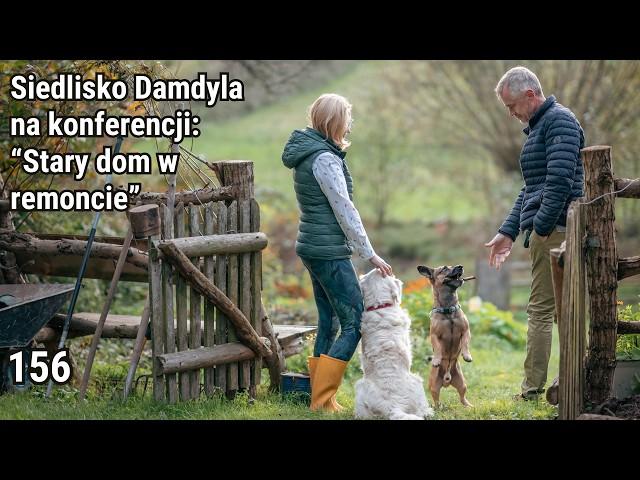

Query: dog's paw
[431,358,441,367]
[462,353,473,362]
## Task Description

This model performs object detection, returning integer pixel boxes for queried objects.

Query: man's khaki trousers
[521,229,565,395]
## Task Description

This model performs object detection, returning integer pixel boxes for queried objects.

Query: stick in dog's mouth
[462,276,476,281]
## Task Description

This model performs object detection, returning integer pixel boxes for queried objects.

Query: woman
[281,93,392,412]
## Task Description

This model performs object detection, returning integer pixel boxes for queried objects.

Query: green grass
[0,330,559,420]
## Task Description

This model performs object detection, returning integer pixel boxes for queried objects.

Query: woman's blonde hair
[307,93,352,150]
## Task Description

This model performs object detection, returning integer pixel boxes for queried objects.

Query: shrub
[402,289,526,349]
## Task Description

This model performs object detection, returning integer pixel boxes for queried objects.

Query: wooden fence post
[558,202,587,419]
[582,146,618,406]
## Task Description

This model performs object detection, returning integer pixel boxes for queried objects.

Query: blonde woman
[282,93,392,412]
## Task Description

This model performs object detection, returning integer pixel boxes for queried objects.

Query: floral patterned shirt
[312,152,376,260]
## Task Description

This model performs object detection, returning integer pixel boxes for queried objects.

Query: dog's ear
[391,278,403,304]
[417,265,434,280]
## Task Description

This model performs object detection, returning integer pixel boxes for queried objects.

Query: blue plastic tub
[281,372,311,405]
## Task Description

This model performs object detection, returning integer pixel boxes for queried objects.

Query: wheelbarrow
[0,284,75,393]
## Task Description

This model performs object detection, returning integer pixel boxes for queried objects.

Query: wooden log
[129,204,162,239]
[156,240,271,359]
[189,204,203,399]
[614,177,640,198]
[214,202,228,392]
[239,199,252,392]
[260,304,286,392]
[33,326,80,386]
[203,204,216,396]
[106,186,234,208]
[0,232,149,270]
[175,202,190,400]
[156,233,267,258]
[31,232,148,251]
[226,201,240,396]
[34,326,59,344]
[162,204,178,404]
[618,256,640,281]
[617,321,640,334]
[156,340,270,375]
[50,312,140,338]
[13,251,147,282]
[211,161,254,202]
[79,226,134,400]
[582,146,619,406]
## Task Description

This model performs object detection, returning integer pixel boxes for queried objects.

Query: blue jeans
[300,257,364,362]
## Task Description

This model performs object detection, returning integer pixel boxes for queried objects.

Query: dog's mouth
[444,266,464,287]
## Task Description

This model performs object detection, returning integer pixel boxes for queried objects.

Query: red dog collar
[366,303,394,312]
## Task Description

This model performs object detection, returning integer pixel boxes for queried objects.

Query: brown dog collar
[366,303,394,312]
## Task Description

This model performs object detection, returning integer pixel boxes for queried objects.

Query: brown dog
[417,265,473,408]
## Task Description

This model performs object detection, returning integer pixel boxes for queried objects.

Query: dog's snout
[452,265,464,276]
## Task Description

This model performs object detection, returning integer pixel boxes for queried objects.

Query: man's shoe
[512,391,541,402]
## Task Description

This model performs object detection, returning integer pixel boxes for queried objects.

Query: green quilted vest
[282,127,354,260]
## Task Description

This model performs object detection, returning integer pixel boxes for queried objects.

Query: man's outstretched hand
[484,233,513,270]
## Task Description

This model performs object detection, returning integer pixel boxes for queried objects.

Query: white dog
[354,269,434,420]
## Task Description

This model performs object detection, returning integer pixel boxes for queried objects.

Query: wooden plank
[149,230,165,401]
[215,202,228,392]
[272,325,317,343]
[162,204,178,404]
[189,204,203,399]
[175,202,190,401]
[239,199,252,391]
[559,202,587,420]
[250,198,262,396]
[227,200,239,396]
[204,203,217,396]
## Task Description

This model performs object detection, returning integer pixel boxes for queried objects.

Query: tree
[389,60,640,178]
[349,80,424,227]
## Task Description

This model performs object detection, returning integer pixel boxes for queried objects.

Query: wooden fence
[553,146,640,419]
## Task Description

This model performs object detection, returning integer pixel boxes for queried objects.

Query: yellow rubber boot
[308,356,343,411]
[310,354,348,412]
[308,356,318,388]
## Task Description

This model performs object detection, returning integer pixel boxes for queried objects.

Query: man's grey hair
[495,66,543,98]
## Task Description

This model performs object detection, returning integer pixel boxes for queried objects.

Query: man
[484,66,585,401]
